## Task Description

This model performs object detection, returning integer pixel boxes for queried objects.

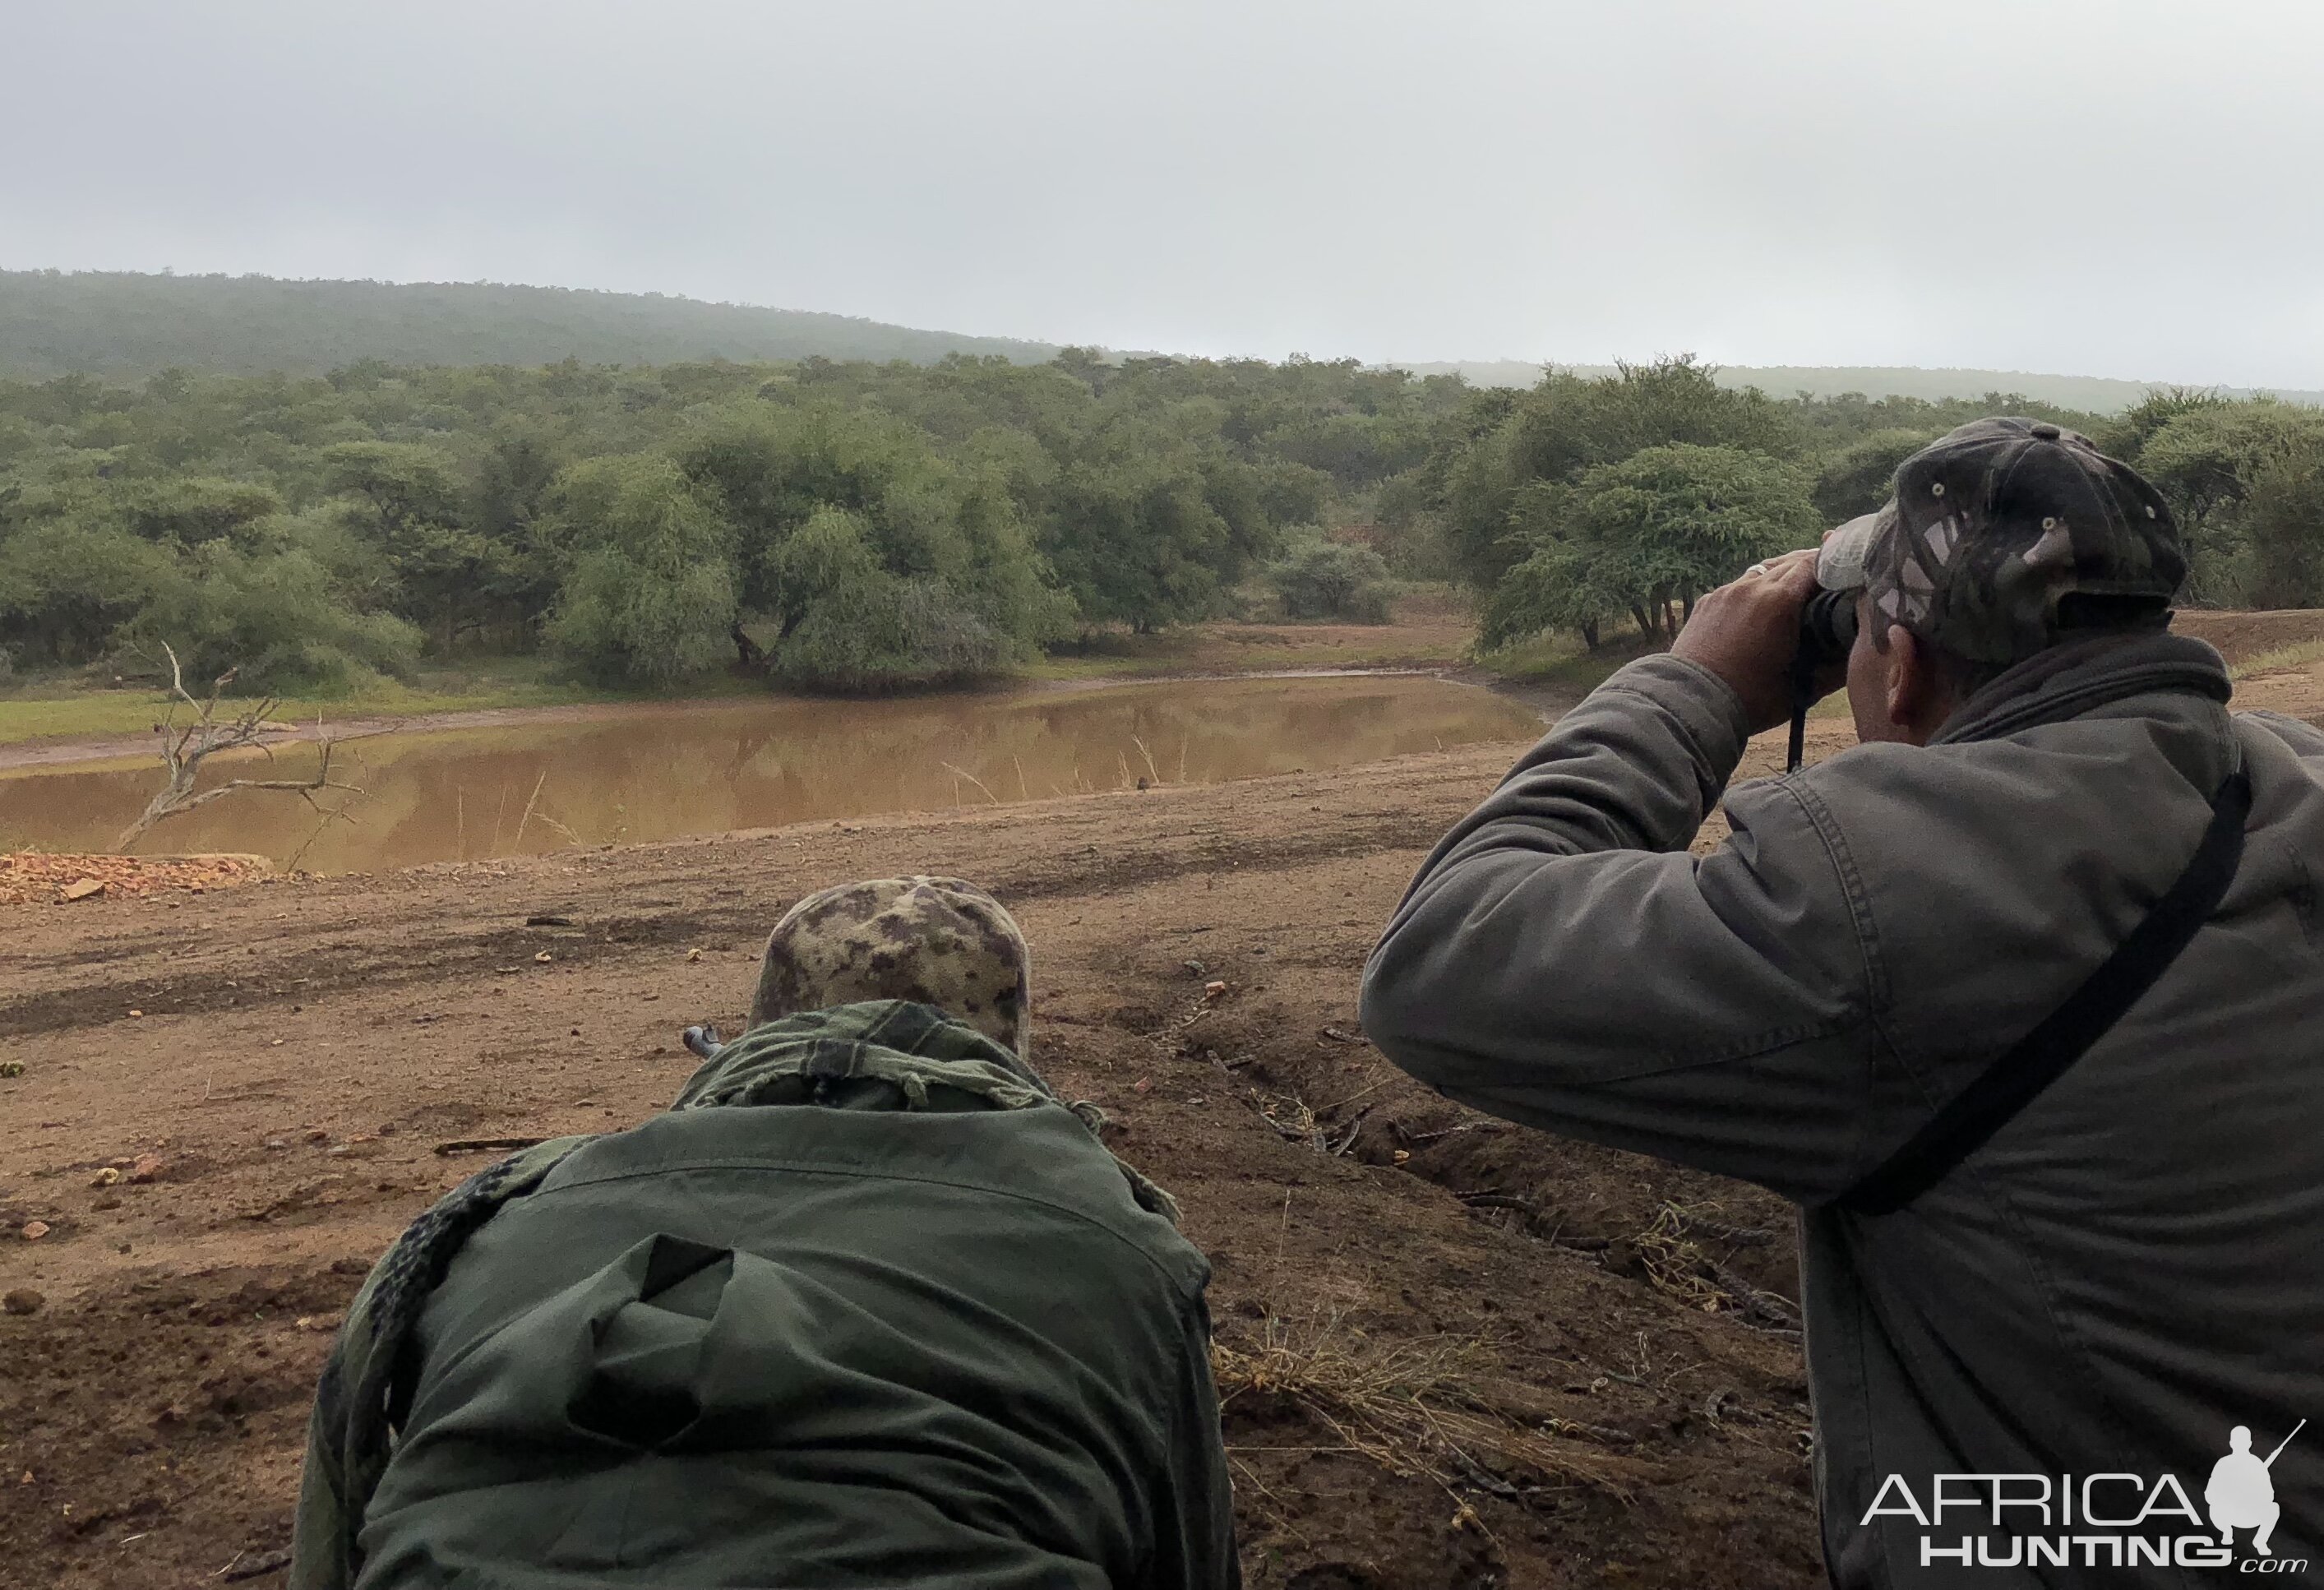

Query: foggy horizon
[8,2,2322,390]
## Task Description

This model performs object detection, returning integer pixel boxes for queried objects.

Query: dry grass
[1632,1203,1800,1333]
[1212,1312,1640,1508]
[2229,639,2324,680]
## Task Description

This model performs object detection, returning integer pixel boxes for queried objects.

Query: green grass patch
[0,655,765,748]
[1474,629,1658,694]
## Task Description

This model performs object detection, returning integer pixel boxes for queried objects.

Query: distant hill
[1395,360,2324,413]
[0,270,1060,380]
[7,270,2314,411]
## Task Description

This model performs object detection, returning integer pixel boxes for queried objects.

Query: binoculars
[1797,587,1860,674]
[1785,588,1860,772]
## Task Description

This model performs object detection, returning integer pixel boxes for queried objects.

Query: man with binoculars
[1364,418,2324,1583]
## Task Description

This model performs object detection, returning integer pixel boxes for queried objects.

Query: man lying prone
[293,876,1238,1590]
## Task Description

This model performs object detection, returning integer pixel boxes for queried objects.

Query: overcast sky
[8,1,2322,386]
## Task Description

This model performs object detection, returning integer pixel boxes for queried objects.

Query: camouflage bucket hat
[750,876,1031,1056]
[1817,417,2186,663]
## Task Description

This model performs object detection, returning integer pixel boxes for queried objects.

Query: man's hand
[1670,548,1822,734]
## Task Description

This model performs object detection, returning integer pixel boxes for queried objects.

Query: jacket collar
[1930,629,2231,748]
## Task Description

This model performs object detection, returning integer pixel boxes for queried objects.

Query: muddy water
[0,675,1541,875]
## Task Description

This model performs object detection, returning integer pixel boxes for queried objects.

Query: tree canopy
[3,344,2316,690]
[0,349,1462,691]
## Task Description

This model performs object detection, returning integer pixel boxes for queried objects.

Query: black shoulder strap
[1839,766,2252,1217]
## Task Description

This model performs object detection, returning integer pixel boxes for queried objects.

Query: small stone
[61,878,107,902]
[125,1153,165,1184]
[295,1310,345,1333]
[90,1167,122,1188]
[1183,960,1207,977]
[2,1289,43,1315]
[686,948,703,963]
[1204,980,1227,999]
[264,1139,288,1150]
[533,950,553,964]
[21,1220,50,1241]
[127,1009,143,1019]
[304,1129,330,1144]
[1393,1149,1412,1165]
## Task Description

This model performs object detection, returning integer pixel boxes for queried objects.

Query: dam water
[0,674,1542,875]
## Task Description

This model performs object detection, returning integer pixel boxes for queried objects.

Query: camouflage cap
[750,876,1031,1056]
[1816,417,2185,663]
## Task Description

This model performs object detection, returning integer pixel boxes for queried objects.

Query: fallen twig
[1328,1104,1375,1158]
[1392,1120,1509,1147]
[431,1136,548,1157]
[216,1546,293,1581]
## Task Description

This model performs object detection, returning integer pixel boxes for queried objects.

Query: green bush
[1268,540,1394,622]
[774,571,1017,692]
[542,455,737,685]
[125,543,422,694]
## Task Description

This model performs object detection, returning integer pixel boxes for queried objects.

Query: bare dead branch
[113,648,363,852]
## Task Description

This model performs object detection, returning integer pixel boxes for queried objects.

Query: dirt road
[7,629,2320,1590]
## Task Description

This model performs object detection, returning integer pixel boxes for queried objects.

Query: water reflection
[0,675,1541,875]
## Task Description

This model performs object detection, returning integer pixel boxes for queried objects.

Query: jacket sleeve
[1143,1295,1242,1590]
[1360,655,1881,1204]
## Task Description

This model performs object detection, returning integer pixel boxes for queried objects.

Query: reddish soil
[5,637,2322,1590]
[0,853,271,908]
[1,746,1822,1590]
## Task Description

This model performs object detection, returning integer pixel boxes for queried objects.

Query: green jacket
[293,1001,1236,1590]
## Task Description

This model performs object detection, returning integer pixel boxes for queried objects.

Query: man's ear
[1883,626,1947,744]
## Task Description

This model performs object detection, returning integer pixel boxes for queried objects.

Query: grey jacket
[1361,634,2324,1587]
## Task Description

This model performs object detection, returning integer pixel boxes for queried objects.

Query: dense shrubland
[2,349,2316,694]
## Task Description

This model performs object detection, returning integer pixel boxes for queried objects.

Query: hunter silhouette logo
[1860,1420,2310,1572]
[2207,1421,2302,1558]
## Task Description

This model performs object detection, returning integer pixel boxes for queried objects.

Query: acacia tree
[1812,428,1938,520]
[2132,401,2324,603]
[321,441,506,651]
[1441,356,1800,591]
[673,404,1064,685]
[542,455,737,684]
[1484,444,1820,649]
